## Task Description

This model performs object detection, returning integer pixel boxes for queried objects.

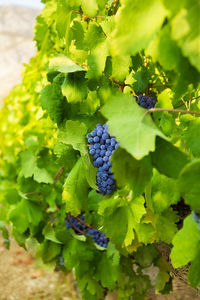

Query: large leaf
[178,160,200,211]
[62,158,89,215]
[58,120,88,154]
[171,2,200,72]
[20,150,53,184]
[111,0,167,55]
[111,148,152,196]
[62,72,88,103]
[101,93,166,159]
[170,215,200,267]
[151,137,189,178]
[49,55,85,73]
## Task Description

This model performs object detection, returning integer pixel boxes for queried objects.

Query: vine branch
[54,166,64,183]
[143,107,200,120]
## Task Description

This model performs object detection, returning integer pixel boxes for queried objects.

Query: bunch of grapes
[65,215,87,234]
[87,124,119,195]
[193,211,200,229]
[65,215,109,248]
[87,229,109,248]
[137,94,156,109]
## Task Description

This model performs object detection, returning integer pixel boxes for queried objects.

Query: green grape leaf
[147,24,182,70]
[150,170,180,213]
[71,20,85,49]
[111,0,167,55]
[84,24,105,50]
[134,245,159,268]
[151,137,189,178]
[80,0,98,17]
[41,240,61,263]
[43,223,62,244]
[9,199,43,233]
[82,154,97,190]
[101,93,166,159]
[171,4,200,72]
[87,40,109,79]
[112,55,131,82]
[62,72,88,103]
[54,143,78,172]
[56,0,72,41]
[63,239,94,270]
[95,254,119,289]
[40,73,66,125]
[178,160,200,211]
[134,223,155,245]
[33,167,54,184]
[19,150,37,178]
[170,215,200,267]
[20,150,53,184]
[49,55,85,73]
[182,119,200,156]
[156,208,178,244]
[111,148,152,197]
[188,246,200,287]
[58,120,88,154]
[132,67,150,94]
[62,158,89,215]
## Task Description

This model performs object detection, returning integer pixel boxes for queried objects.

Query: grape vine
[0,0,200,299]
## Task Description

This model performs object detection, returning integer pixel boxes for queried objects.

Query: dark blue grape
[87,123,118,195]
[137,94,156,109]
[93,136,99,142]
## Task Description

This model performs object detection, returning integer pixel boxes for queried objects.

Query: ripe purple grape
[137,94,156,109]
[87,124,119,195]
[66,215,109,248]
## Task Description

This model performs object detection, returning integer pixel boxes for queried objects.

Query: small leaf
[49,55,85,73]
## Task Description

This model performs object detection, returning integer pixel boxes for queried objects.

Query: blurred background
[0,0,44,108]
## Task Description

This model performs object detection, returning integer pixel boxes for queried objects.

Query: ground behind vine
[0,237,198,300]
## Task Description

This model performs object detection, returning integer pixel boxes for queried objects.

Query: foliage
[0,0,200,298]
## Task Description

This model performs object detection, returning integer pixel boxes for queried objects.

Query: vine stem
[54,166,64,183]
[143,108,200,119]
[66,217,86,235]
[76,216,94,229]
[24,191,40,196]
[72,10,105,21]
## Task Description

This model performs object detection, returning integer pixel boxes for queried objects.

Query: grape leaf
[111,148,152,197]
[9,199,43,233]
[101,93,166,159]
[111,0,167,55]
[151,137,189,178]
[188,246,200,287]
[132,67,150,94]
[84,24,105,50]
[20,150,53,184]
[62,158,89,215]
[171,3,200,72]
[80,0,98,17]
[40,73,66,125]
[155,208,178,243]
[58,120,88,154]
[182,119,200,157]
[49,55,85,73]
[178,160,200,211]
[62,72,88,103]
[150,170,180,213]
[87,40,109,79]
[112,55,131,82]
[71,20,85,49]
[170,215,200,267]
